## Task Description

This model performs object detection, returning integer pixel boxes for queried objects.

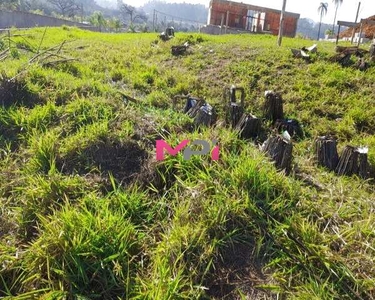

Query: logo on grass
[156,140,220,161]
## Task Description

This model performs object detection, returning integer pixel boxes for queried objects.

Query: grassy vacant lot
[0,27,375,299]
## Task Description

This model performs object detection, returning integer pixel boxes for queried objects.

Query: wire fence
[152,9,206,32]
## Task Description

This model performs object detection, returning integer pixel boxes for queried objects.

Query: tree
[47,0,79,16]
[317,2,328,40]
[117,0,147,26]
[331,0,343,32]
[297,18,332,40]
[0,0,19,10]
[89,11,106,32]
[108,18,122,32]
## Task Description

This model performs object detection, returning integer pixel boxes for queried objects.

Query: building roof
[209,0,300,19]
[340,15,375,39]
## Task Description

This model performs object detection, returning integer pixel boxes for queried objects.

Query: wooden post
[358,151,369,179]
[225,11,229,34]
[235,114,261,140]
[264,91,283,123]
[336,25,341,45]
[370,43,375,60]
[183,97,198,113]
[275,119,303,139]
[220,14,224,35]
[261,135,293,173]
[357,22,363,47]
[224,86,245,127]
[172,94,200,113]
[228,103,243,127]
[193,104,216,127]
[187,99,206,118]
[336,145,369,178]
[277,0,287,46]
[351,2,361,44]
[315,136,339,171]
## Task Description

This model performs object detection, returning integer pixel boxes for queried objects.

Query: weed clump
[21,201,141,299]
[0,72,41,108]
[57,138,148,186]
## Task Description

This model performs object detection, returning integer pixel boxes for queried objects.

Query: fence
[151,9,206,32]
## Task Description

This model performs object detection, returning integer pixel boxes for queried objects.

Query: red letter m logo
[156,140,189,161]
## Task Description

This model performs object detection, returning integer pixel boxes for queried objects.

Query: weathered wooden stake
[264,91,283,122]
[275,119,303,139]
[183,96,198,113]
[358,152,369,179]
[187,99,206,118]
[370,43,375,60]
[235,113,261,140]
[228,103,244,128]
[315,136,339,171]
[193,103,216,127]
[224,85,245,127]
[172,95,202,113]
[335,145,369,178]
[261,135,293,173]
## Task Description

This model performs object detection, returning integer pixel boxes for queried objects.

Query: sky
[124,0,375,24]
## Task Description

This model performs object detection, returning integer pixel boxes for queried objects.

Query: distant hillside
[297,18,335,40]
[141,1,208,24]
[95,0,117,9]
[17,0,116,18]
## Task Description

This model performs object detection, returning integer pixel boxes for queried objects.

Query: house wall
[264,12,299,36]
[207,0,299,37]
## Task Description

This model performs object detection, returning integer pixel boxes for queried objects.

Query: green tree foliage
[0,0,20,10]
[117,0,147,26]
[89,11,106,31]
[317,2,328,40]
[46,0,79,16]
[297,18,333,39]
[108,17,122,32]
[141,0,208,24]
[332,0,343,31]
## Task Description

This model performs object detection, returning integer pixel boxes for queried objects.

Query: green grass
[0,26,375,299]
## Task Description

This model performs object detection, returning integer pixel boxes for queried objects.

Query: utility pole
[277,0,287,46]
[351,2,361,44]
[152,9,156,32]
